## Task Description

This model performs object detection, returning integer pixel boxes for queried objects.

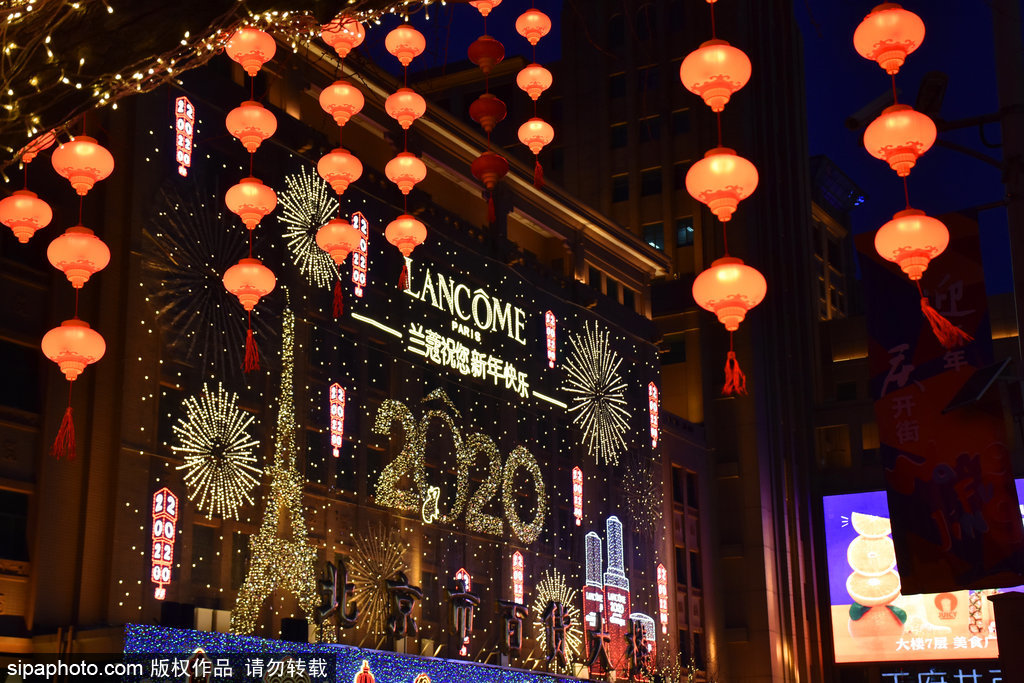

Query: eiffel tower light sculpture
[231,305,322,639]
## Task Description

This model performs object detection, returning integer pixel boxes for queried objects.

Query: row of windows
[643,217,694,251]
[610,110,691,148]
[587,265,637,311]
[611,161,692,203]
[607,2,688,48]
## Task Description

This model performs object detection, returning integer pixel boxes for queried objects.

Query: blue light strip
[125,624,582,683]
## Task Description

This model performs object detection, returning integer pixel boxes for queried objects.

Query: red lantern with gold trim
[685,147,759,222]
[853,3,925,75]
[385,25,426,67]
[319,80,364,128]
[385,152,427,196]
[51,136,114,196]
[225,177,277,230]
[468,36,505,75]
[47,225,110,288]
[679,39,751,113]
[225,27,276,77]
[321,15,365,60]
[0,189,52,243]
[516,63,552,101]
[226,100,277,153]
[863,104,936,177]
[318,149,363,195]
[385,88,427,130]
[516,9,551,46]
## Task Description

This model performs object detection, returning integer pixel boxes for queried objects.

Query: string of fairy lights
[70,2,677,673]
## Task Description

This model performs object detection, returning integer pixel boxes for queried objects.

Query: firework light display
[172,383,261,520]
[278,166,340,289]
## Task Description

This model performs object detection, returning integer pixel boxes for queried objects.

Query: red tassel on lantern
[333,278,344,318]
[52,404,76,460]
[722,350,747,396]
[487,194,496,223]
[244,326,260,372]
[533,158,544,189]
[920,297,973,349]
[399,262,409,290]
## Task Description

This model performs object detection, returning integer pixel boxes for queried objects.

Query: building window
[588,266,602,290]
[643,221,665,251]
[0,340,40,413]
[606,278,619,302]
[641,167,661,196]
[638,115,661,143]
[686,471,698,508]
[675,216,695,247]
[639,64,659,91]
[689,552,703,590]
[636,5,656,41]
[623,287,635,311]
[611,122,628,148]
[608,14,626,48]
[0,491,29,561]
[611,174,629,203]
[672,467,686,504]
[672,108,691,135]
[673,161,688,190]
[609,72,626,99]
[662,334,686,364]
[675,547,687,585]
[678,630,689,662]
[693,632,706,669]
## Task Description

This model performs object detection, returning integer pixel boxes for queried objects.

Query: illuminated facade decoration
[584,516,639,675]
[174,96,195,177]
[349,523,410,635]
[648,382,659,448]
[278,166,339,289]
[563,321,632,466]
[351,211,369,297]
[629,612,658,667]
[450,569,477,656]
[150,487,178,600]
[329,382,345,458]
[531,569,582,673]
[512,551,525,605]
[545,310,556,368]
[572,466,583,526]
[172,383,261,520]
[231,309,321,639]
[621,452,664,540]
[657,563,669,635]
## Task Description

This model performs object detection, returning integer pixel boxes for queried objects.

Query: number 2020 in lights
[372,391,548,544]
[151,487,179,600]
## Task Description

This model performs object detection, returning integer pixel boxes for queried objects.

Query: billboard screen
[823,481,1024,663]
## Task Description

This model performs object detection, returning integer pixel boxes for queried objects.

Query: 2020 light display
[351,211,369,298]
[563,321,632,466]
[151,487,179,600]
[174,96,195,177]
[172,382,262,521]
[278,166,340,289]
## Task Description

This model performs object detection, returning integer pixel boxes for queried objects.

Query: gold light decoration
[372,399,422,512]
[277,166,339,289]
[531,569,582,673]
[621,451,664,540]
[502,446,547,544]
[173,383,261,520]
[348,522,410,635]
[562,321,632,466]
[231,307,321,640]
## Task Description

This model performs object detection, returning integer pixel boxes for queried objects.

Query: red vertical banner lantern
[657,563,668,635]
[544,310,557,368]
[351,211,369,298]
[648,382,660,448]
[512,551,524,604]
[174,96,195,177]
[572,466,583,527]
[329,383,346,458]
[151,487,179,600]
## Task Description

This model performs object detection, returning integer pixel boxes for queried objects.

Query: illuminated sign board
[151,487,179,600]
[822,480,1024,664]
[174,96,194,177]
[648,382,659,448]
[351,211,368,298]
[657,563,669,635]
[572,466,583,527]
[329,383,346,458]
[512,551,524,604]
[545,311,556,368]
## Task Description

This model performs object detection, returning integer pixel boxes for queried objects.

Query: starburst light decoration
[563,321,632,466]
[621,450,664,540]
[348,523,411,635]
[531,569,582,672]
[278,166,340,289]
[173,383,261,520]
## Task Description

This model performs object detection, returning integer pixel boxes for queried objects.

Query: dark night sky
[366,1,1014,293]
[794,1,1013,294]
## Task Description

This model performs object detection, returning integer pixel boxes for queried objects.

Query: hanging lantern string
[74,289,79,318]
[716,112,723,147]
[903,177,911,209]
[78,195,83,224]
[709,1,717,39]
[891,73,898,104]
[721,218,729,256]
[23,163,27,190]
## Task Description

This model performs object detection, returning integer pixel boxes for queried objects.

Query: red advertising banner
[857,212,1024,594]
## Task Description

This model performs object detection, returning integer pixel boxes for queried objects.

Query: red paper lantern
[469,0,501,17]
[385,214,427,257]
[516,63,553,101]
[319,80,365,128]
[518,117,555,155]
[18,130,56,164]
[692,256,766,332]
[468,35,505,75]
[225,177,277,230]
[874,208,948,281]
[385,152,427,195]
[469,93,507,133]
[0,189,53,243]
[51,135,114,196]
[225,27,276,77]
[321,15,365,60]
[225,100,277,153]
[318,148,363,195]
[223,257,276,311]
[354,662,376,683]
[679,39,752,113]
[854,3,925,75]
[385,88,427,130]
[863,104,936,177]
[685,147,759,222]
[47,225,110,288]
[516,9,552,46]
[385,25,426,67]
[42,318,106,382]
[471,152,509,190]
[316,218,363,265]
